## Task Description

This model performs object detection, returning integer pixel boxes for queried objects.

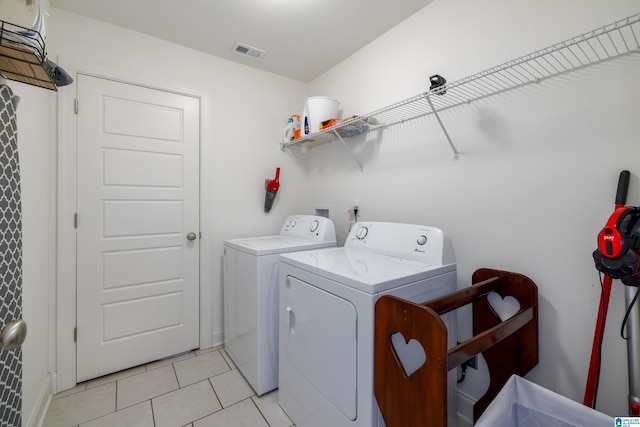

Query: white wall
[15,0,640,424]
[306,0,640,419]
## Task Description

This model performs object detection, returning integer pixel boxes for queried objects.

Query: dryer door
[280,275,357,421]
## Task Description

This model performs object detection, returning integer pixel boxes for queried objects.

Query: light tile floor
[42,347,294,427]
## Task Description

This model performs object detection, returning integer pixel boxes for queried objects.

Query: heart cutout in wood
[391,332,427,377]
[487,292,521,321]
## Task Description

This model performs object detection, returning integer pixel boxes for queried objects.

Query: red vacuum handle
[616,170,630,208]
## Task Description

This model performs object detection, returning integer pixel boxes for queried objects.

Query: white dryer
[223,215,336,396]
[278,222,458,427]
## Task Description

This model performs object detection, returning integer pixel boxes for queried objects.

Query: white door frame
[56,57,214,392]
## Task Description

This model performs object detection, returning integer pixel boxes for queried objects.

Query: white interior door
[76,74,200,381]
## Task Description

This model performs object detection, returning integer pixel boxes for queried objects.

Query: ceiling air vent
[231,42,266,59]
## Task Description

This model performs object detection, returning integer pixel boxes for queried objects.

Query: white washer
[223,215,336,396]
[278,222,458,427]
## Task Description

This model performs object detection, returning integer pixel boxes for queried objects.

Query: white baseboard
[210,328,224,349]
[456,389,476,427]
[25,374,53,427]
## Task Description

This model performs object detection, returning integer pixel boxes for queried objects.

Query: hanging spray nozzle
[264,167,280,213]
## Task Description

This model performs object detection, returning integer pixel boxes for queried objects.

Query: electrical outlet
[462,355,477,370]
[352,200,361,222]
[458,342,477,369]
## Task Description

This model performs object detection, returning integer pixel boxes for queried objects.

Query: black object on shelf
[429,74,447,95]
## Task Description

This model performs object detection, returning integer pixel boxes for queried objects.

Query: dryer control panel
[345,222,455,265]
[280,215,337,242]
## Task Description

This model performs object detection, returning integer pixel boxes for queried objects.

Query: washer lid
[224,235,335,255]
[280,247,456,294]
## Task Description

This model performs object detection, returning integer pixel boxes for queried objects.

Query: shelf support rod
[425,94,459,160]
[331,130,363,171]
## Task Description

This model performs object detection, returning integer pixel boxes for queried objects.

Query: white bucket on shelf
[302,96,339,134]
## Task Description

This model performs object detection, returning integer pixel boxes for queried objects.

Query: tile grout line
[207,375,224,410]
[249,396,272,427]
[149,367,157,427]
[48,349,249,427]
[145,356,155,426]
[190,397,263,426]
[187,378,225,426]
[151,352,226,426]
[151,399,157,427]
[114,377,118,418]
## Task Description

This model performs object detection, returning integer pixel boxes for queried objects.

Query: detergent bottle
[291,115,301,139]
[283,115,302,142]
[283,117,295,143]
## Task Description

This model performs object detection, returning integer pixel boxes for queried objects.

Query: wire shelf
[281,13,640,162]
[0,19,56,91]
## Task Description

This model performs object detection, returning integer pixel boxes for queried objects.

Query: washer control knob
[417,235,428,245]
[309,219,319,233]
[356,226,369,240]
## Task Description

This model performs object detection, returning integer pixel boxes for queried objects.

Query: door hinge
[74,327,77,343]
[74,98,78,114]
[74,213,78,228]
